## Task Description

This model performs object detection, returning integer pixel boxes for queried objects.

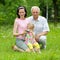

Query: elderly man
[28,6,50,49]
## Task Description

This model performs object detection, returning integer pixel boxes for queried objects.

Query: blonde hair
[27,23,34,30]
[31,6,40,13]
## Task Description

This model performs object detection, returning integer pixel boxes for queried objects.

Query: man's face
[32,8,39,18]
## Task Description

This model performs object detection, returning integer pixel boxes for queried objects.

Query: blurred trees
[39,0,60,26]
[52,0,60,26]
[0,0,39,25]
[0,0,60,25]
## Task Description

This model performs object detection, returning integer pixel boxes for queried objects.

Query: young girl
[23,23,41,53]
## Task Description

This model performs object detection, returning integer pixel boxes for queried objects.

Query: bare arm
[35,31,48,41]
[13,21,20,37]
[38,31,48,37]
[31,31,35,38]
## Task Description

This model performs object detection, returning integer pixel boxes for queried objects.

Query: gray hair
[31,6,40,13]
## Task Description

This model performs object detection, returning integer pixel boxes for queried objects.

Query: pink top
[15,18,30,39]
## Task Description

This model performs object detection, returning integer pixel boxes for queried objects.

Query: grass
[0,23,60,60]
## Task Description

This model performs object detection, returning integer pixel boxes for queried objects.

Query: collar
[32,16,39,22]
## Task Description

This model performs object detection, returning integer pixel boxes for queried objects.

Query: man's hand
[35,34,41,41]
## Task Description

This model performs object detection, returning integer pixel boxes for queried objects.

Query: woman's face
[18,9,25,17]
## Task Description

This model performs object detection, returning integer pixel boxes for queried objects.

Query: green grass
[0,23,60,60]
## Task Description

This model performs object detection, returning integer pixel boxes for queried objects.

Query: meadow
[0,23,60,60]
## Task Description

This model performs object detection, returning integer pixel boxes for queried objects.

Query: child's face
[27,24,31,29]
[27,23,34,30]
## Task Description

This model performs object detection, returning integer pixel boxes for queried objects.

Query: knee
[28,43,33,49]
[40,36,46,40]
[39,36,46,44]
[33,43,40,49]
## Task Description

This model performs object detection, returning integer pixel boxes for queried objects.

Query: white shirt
[27,16,50,35]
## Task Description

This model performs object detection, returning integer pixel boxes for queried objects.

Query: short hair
[17,6,27,18]
[31,6,40,13]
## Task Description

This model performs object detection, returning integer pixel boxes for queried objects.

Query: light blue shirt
[28,16,50,35]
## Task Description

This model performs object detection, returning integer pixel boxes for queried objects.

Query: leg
[12,45,24,52]
[16,38,30,52]
[33,42,41,53]
[27,43,35,52]
[38,36,46,49]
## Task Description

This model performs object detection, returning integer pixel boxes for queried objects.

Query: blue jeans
[16,38,28,51]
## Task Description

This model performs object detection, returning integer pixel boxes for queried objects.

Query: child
[23,23,41,53]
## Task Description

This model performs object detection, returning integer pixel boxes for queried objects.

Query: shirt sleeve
[42,18,50,32]
[14,18,18,23]
[27,16,33,23]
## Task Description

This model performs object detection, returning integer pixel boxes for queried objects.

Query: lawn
[0,23,60,60]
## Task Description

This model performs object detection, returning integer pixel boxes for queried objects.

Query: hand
[19,33,25,36]
[35,34,40,41]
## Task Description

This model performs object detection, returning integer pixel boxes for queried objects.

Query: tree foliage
[0,0,60,25]
[0,0,39,25]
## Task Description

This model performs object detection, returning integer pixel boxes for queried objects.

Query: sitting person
[22,23,41,53]
[13,6,30,52]
[28,6,50,49]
